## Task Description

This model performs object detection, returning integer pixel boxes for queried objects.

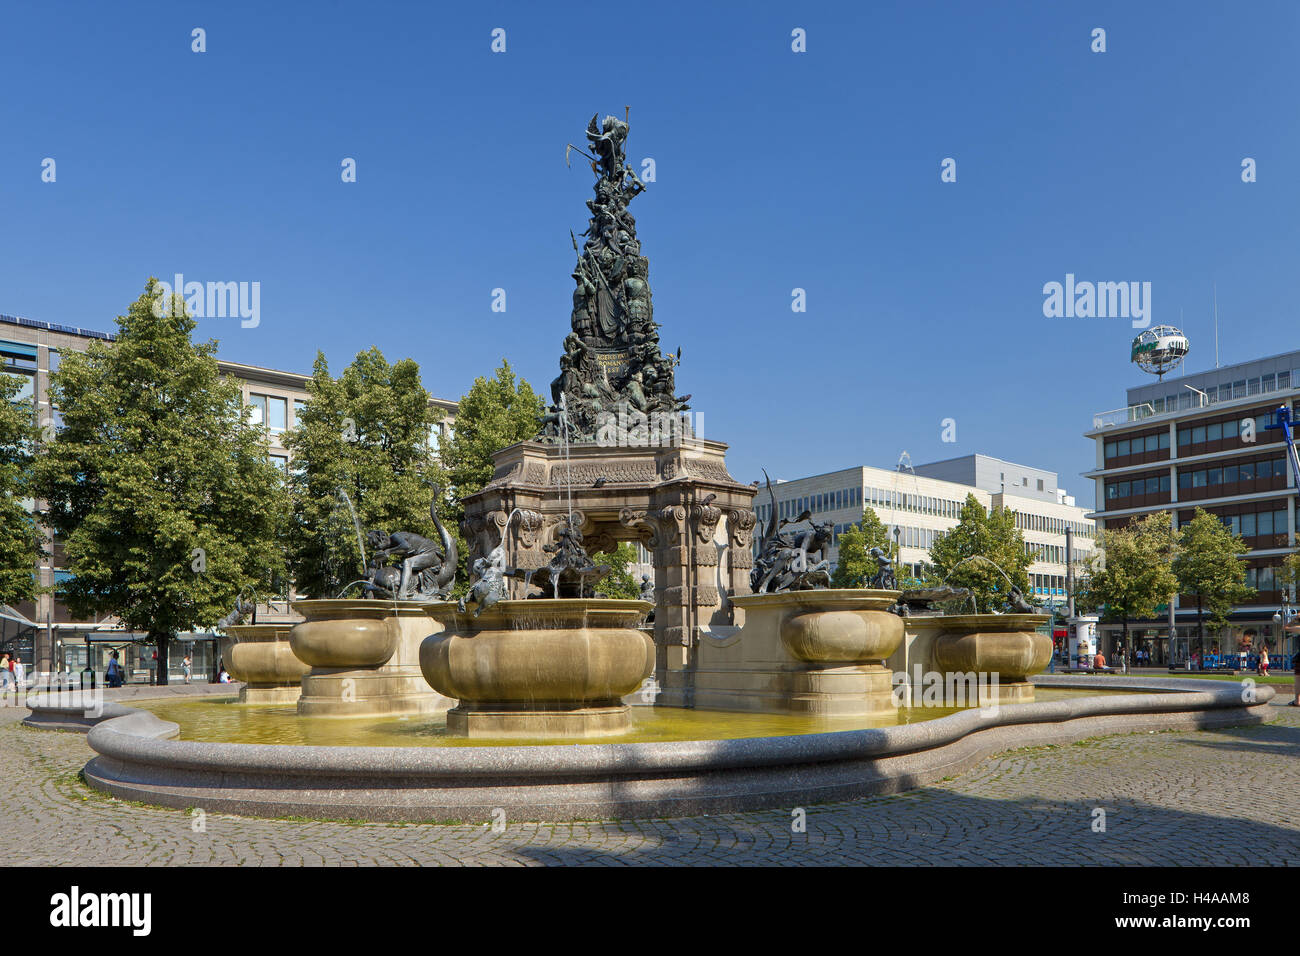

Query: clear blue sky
[4,0,1298,508]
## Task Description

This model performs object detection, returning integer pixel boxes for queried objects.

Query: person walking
[105,650,123,688]
[182,654,192,684]
[1258,645,1269,678]
[0,653,10,693]
[12,656,25,691]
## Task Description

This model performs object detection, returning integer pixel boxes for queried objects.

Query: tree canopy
[924,493,1032,612]
[1083,512,1179,647]
[284,347,445,599]
[439,360,543,503]
[35,280,288,681]
[0,372,41,606]
[1173,507,1254,637]
[830,508,896,587]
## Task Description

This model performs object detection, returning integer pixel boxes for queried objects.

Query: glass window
[1242,513,1256,537]
[1118,481,1131,498]
[1192,470,1207,488]
[247,393,266,426]
[1160,474,1170,493]
[1207,422,1222,441]
[1248,377,1261,395]
[1258,511,1274,536]
[1263,374,1275,392]
[1146,477,1160,494]
[1192,426,1206,444]
[293,399,308,425]
[269,454,288,471]
[1223,465,1238,483]
[1117,439,1130,456]
[1145,434,1159,452]
[48,350,61,374]
[1239,461,1255,481]
[1178,428,1192,445]
[266,396,287,432]
[1207,468,1222,486]
[1178,472,1192,489]
[1159,431,1170,449]
[1280,371,1291,389]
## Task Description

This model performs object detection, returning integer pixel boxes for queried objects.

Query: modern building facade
[1085,349,1300,664]
[751,456,1096,606]
[0,312,457,682]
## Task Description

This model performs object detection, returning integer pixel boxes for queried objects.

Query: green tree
[1173,508,1255,657]
[1280,550,1300,600]
[830,508,896,587]
[0,373,42,606]
[924,493,1032,612]
[590,542,642,599]
[36,280,288,683]
[284,348,445,598]
[1084,512,1179,657]
[440,360,544,502]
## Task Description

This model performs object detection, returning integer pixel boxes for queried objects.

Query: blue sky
[3,0,1298,508]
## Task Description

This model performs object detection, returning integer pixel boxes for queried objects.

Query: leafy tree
[1280,551,1300,600]
[0,373,42,606]
[924,493,1032,612]
[284,348,445,599]
[1084,512,1179,657]
[36,280,288,683]
[590,543,642,599]
[439,360,544,502]
[830,508,896,587]
[1173,508,1255,657]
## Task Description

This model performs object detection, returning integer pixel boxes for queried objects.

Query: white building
[751,454,1096,606]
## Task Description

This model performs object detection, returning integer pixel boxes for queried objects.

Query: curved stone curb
[81,678,1275,822]
[22,689,214,734]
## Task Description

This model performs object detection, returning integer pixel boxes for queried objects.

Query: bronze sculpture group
[540,112,691,444]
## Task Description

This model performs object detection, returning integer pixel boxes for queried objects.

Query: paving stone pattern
[3,704,1297,866]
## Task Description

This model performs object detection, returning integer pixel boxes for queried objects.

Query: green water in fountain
[135,687,1126,748]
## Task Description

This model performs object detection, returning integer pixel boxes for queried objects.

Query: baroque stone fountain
[287,490,457,717]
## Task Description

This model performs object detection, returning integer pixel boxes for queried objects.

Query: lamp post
[892,525,902,585]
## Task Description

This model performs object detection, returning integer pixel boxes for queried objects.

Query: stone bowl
[288,600,401,670]
[733,589,905,665]
[931,613,1053,682]
[223,624,311,686]
[419,599,653,706]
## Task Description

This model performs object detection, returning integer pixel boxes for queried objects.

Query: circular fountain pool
[134,687,1132,748]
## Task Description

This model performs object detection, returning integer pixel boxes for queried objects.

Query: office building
[1085,349,1300,662]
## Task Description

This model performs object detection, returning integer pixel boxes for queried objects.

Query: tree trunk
[152,631,170,686]
[1196,595,1204,663]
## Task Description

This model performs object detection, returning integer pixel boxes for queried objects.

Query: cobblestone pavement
[4,704,1298,866]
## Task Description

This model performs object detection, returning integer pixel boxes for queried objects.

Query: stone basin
[420,599,653,738]
[289,599,453,718]
[930,613,1053,703]
[289,600,401,669]
[223,623,311,705]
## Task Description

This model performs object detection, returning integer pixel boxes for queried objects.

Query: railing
[1093,375,1300,430]
[1092,403,1156,429]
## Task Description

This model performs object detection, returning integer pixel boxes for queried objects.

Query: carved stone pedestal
[460,438,756,698]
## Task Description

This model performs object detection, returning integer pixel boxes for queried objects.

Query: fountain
[54,110,1279,823]
[288,488,457,717]
[215,595,311,705]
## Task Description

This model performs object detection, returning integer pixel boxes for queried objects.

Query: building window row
[1104,431,1170,459]
[1106,473,1171,501]
[1177,455,1288,493]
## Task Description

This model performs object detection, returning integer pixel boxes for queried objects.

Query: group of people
[0,652,26,692]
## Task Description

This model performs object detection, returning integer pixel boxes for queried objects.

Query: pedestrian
[12,656,25,691]
[182,654,193,684]
[0,653,10,692]
[1258,646,1269,678]
[105,650,123,688]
